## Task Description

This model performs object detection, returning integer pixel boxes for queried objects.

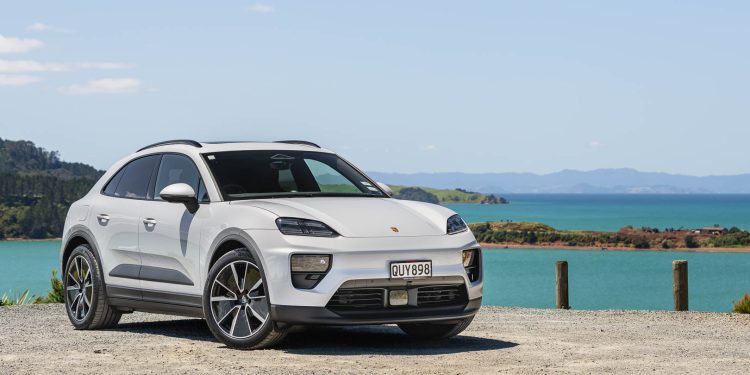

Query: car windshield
[202,150,387,200]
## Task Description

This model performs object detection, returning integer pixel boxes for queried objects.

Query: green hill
[391,185,508,205]
[0,138,103,239]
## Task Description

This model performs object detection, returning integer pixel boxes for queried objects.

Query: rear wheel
[64,245,121,329]
[398,316,474,340]
[203,248,286,349]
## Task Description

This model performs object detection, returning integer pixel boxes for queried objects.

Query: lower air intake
[326,288,386,310]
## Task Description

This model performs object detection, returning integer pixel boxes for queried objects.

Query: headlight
[447,214,468,234]
[276,217,339,237]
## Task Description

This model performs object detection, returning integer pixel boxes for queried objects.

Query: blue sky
[1,1,748,175]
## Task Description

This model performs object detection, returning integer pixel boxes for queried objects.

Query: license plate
[390,261,432,279]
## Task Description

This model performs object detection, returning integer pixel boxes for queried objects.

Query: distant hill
[0,138,102,180]
[0,138,103,239]
[369,169,750,194]
[391,185,508,204]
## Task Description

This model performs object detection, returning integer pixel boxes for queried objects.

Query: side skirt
[107,285,204,319]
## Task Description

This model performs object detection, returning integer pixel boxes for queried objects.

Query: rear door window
[113,155,161,199]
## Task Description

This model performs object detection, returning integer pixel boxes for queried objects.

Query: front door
[138,154,205,296]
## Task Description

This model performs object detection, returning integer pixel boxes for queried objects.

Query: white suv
[60,140,483,348]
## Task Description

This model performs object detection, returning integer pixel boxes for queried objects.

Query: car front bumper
[244,228,483,324]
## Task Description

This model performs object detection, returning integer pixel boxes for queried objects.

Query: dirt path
[1,304,748,374]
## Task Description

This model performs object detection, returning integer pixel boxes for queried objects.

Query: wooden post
[673,260,688,311]
[556,261,569,309]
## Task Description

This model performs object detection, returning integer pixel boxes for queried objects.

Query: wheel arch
[61,226,103,273]
[205,229,267,281]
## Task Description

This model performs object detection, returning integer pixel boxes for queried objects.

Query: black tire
[64,244,121,329]
[203,248,286,349]
[398,316,474,340]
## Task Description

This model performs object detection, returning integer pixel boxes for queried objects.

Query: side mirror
[377,182,393,197]
[160,183,199,213]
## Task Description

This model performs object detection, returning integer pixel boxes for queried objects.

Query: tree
[0,138,103,239]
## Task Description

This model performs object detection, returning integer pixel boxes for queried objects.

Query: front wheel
[398,316,475,340]
[203,248,287,349]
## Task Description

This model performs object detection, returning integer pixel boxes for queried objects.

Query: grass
[0,269,64,306]
[733,293,750,314]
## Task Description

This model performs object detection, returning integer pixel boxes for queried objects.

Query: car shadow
[111,319,517,355]
[111,319,216,342]
[278,325,517,355]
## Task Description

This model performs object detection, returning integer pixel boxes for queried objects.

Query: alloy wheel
[209,260,269,339]
[66,255,94,322]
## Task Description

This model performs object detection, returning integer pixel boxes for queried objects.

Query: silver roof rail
[137,139,202,152]
[275,140,321,148]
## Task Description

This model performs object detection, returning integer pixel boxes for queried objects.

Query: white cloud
[589,140,605,148]
[0,35,44,54]
[59,78,142,95]
[0,59,132,73]
[26,22,72,34]
[420,144,438,151]
[0,74,42,86]
[247,3,274,13]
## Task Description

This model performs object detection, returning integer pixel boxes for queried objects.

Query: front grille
[326,288,386,310]
[326,283,469,311]
[417,284,467,307]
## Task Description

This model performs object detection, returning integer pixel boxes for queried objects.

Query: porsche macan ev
[60,140,483,348]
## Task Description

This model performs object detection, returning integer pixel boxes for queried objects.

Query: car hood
[231,197,454,238]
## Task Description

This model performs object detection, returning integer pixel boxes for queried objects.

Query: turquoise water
[484,248,749,312]
[0,240,60,299]
[448,194,750,231]
[1,240,748,312]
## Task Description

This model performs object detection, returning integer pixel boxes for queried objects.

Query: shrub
[733,293,750,314]
[661,240,675,249]
[1,270,64,306]
[633,236,651,249]
[43,270,64,303]
[684,235,699,248]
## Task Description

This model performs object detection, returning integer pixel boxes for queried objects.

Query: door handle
[143,218,157,226]
[96,214,110,222]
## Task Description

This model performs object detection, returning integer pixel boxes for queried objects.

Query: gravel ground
[1,304,748,374]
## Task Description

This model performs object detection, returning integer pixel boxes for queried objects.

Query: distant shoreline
[481,242,750,253]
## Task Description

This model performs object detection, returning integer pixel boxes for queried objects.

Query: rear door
[91,155,161,290]
[137,153,207,296]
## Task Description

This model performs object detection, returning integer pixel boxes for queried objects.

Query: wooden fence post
[673,260,688,311]
[556,260,569,309]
